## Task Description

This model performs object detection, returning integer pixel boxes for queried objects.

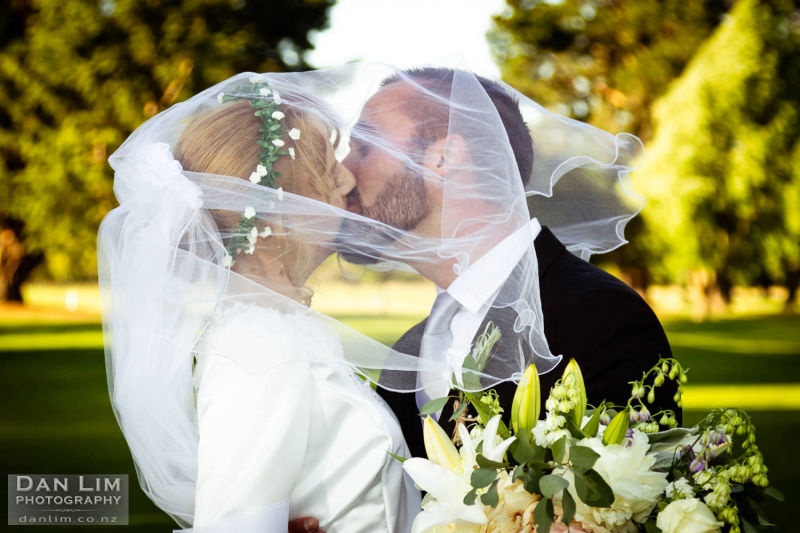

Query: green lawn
[1,313,796,531]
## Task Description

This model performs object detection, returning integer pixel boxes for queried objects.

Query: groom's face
[342,83,432,231]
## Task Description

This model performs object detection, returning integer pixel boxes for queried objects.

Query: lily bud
[602,409,630,446]
[511,364,540,436]
[422,416,462,474]
[563,359,587,426]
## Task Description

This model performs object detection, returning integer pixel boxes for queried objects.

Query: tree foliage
[0,0,331,299]
[490,0,734,290]
[491,0,732,142]
[637,0,800,303]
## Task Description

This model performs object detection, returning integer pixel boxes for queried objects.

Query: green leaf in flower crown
[420,396,449,415]
[569,445,601,473]
[387,451,407,463]
[480,479,500,507]
[562,489,576,525]
[581,404,604,438]
[539,474,568,498]
[533,496,554,533]
[573,468,614,507]
[476,454,507,469]
[471,467,497,489]
[552,435,567,463]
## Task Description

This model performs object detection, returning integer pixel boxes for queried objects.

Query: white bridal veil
[98,60,644,525]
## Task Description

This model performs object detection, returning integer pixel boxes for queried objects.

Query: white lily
[403,458,487,533]
[423,416,462,474]
[481,414,516,463]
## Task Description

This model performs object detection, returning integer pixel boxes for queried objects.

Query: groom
[339,67,679,460]
[288,68,678,533]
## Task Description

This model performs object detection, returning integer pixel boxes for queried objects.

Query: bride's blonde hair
[174,99,339,291]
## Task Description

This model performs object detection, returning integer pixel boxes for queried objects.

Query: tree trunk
[0,220,43,302]
[785,267,799,314]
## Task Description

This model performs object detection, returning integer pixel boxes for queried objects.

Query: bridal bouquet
[402,357,781,533]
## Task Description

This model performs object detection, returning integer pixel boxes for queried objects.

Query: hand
[288,516,325,533]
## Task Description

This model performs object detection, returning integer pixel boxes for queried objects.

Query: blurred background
[1,0,797,530]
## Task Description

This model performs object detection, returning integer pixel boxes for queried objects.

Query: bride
[98,74,421,532]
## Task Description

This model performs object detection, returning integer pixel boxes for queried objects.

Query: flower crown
[216,75,302,267]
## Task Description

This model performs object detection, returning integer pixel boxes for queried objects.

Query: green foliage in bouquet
[404,352,782,533]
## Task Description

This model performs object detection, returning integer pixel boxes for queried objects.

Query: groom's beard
[336,165,430,265]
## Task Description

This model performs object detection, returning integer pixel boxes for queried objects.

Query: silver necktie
[415,291,462,419]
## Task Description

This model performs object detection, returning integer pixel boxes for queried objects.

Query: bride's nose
[336,163,357,196]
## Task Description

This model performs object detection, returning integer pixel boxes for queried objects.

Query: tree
[490,0,733,288]
[635,0,800,308]
[0,0,332,300]
[491,0,732,142]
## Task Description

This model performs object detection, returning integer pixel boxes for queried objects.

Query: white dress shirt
[441,218,542,375]
[420,218,542,417]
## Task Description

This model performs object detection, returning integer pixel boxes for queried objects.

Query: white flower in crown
[288,128,301,140]
[276,187,284,201]
[247,226,259,245]
[217,92,225,104]
[256,164,267,177]
[272,91,282,105]
[249,75,266,84]
[271,110,285,120]
[245,243,255,255]
[222,253,233,268]
[272,139,285,147]
[249,171,261,184]
[288,147,295,160]
[260,226,272,238]
[244,206,256,219]
[259,87,270,97]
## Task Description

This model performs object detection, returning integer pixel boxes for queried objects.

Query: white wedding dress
[189,303,420,533]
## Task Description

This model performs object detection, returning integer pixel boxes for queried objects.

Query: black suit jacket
[378,226,679,459]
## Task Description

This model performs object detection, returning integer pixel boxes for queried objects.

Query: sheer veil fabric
[98,60,644,525]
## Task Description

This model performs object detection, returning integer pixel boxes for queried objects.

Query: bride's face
[276,117,356,210]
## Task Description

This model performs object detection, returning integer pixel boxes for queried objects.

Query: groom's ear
[421,134,469,178]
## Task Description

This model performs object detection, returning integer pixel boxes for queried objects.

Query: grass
[1,296,797,531]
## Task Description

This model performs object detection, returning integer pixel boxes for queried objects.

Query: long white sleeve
[191,309,312,531]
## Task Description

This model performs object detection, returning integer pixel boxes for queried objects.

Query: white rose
[656,498,723,533]
[566,431,668,531]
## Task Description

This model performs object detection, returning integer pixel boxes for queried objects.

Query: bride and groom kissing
[99,63,677,533]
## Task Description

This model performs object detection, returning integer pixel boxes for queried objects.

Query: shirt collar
[445,218,542,314]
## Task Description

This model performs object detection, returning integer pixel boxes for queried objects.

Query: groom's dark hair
[381,67,534,187]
